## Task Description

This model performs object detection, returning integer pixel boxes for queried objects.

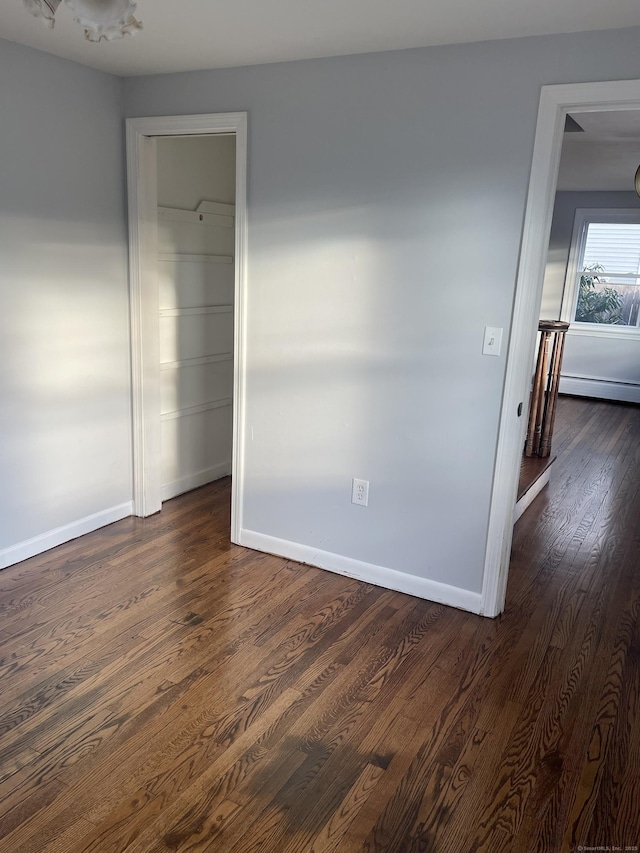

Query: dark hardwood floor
[1,395,639,852]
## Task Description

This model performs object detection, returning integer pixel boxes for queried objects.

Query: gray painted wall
[0,39,130,552]
[124,28,640,595]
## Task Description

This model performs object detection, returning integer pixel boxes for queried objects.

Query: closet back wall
[156,135,236,501]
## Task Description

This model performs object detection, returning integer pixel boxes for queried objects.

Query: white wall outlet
[483,326,503,356]
[351,478,369,507]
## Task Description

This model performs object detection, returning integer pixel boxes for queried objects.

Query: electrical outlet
[351,478,369,507]
[483,326,503,356]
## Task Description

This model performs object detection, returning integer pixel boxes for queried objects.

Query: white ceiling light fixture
[23,0,142,42]
[23,0,60,28]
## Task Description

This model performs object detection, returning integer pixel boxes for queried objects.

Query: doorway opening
[126,113,247,544]
[516,108,640,519]
[481,81,640,618]
[156,134,236,503]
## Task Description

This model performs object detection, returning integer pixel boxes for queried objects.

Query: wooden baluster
[539,321,569,457]
[525,320,570,458]
[525,328,552,457]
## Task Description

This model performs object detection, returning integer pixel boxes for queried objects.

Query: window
[562,209,640,337]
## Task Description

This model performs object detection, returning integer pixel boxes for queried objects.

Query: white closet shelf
[159,206,234,229]
[159,305,233,317]
[161,398,233,421]
[197,200,235,216]
[159,253,233,264]
[160,353,233,371]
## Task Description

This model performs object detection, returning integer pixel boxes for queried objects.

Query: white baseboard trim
[514,467,552,523]
[161,461,231,502]
[560,376,640,404]
[0,502,133,570]
[238,529,483,615]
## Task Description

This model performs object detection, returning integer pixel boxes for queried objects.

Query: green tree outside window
[575,263,623,325]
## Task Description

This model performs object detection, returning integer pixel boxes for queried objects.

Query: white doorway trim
[126,112,248,543]
[481,79,640,618]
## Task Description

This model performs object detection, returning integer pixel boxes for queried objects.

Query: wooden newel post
[525,320,570,458]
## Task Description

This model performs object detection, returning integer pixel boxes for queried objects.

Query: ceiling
[2,0,640,77]
[558,110,640,191]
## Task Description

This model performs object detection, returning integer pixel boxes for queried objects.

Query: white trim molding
[565,325,640,341]
[559,376,640,403]
[126,112,248,544]
[0,503,133,571]
[481,78,640,619]
[240,529,483,615]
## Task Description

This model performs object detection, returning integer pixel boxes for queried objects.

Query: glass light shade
[23,0,62,28]
[64,0,142,41]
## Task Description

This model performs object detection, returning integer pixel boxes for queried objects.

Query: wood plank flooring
[1,395,639,852]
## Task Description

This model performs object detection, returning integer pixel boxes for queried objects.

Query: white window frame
[561,208,640,340]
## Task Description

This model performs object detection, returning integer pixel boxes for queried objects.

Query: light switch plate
[483,326,503,356]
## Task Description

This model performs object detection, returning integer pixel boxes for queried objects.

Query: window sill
[566,323,640,341]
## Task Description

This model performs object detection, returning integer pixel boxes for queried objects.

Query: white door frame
[126,112,248,543]
[481,79,640,618]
